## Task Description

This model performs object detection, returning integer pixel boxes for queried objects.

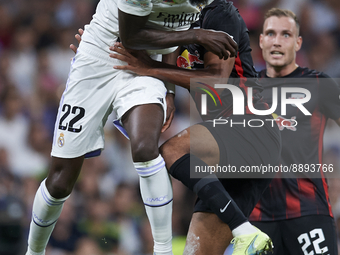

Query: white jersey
[52,0,211,158]
[81,0,209,55]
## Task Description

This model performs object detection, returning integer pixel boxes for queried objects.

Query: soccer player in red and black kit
[249,8,340,255]
[108,1,281,254]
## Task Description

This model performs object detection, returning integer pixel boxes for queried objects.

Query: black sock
[169,154,247,230]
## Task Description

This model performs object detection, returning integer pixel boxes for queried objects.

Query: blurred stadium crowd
[0,0,339,254]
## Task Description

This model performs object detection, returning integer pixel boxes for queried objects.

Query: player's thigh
[121,103,165,161]
[122,104,164,144]
[116,75,167,126]
[117,76,168,156]
[52,52,119,158]
[184,212,232,255]
[282,215,338,255]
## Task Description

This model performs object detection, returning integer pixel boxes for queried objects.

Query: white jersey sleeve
[117,0,153,16]
[81,0,213,56]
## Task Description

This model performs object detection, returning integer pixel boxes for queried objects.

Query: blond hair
[264,8,300,35]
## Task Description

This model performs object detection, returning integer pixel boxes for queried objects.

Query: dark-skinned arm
[147,52,234,90]
[118,9,237,60]
[110,43,235,90]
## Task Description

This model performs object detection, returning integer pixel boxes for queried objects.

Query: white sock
[231,222,258,237]
[134,155,173,254]
[26,179,69,255]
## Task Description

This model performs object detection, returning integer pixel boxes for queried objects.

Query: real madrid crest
[58,133,65,147]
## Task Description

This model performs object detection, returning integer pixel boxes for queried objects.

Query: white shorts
[51,43,167,158]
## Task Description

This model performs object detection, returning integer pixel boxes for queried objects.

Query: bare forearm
[110,44,233,87]
[123,28,198,50]
[147,62,221,89]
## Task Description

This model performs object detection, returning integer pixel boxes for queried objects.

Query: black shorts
[193,115,281,217]
[252,215,338,255]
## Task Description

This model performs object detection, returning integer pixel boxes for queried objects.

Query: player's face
[260,16,302,71]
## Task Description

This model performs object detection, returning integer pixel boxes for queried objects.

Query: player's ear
[295,36,302,52]
[259,34,264,49]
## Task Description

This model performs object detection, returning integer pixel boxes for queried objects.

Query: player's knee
[45,157,83,198]
[45,177,73,198]
[159,142,175,170]
[45,164,78,198]
[160,138,188,170]
[131,140,159,162]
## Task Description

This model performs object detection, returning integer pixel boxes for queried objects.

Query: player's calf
[135,155,174,254]
[26,179,70,255]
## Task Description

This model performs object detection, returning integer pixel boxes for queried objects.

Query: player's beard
[189,0,208,7]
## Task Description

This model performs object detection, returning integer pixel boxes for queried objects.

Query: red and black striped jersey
[250,67,340,221]
[177,0,267,120]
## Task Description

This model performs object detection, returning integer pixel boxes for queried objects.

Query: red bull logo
[177,49,204,69]
[272,113,297,131]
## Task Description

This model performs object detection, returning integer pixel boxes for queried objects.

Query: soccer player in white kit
[25,0,237,254]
